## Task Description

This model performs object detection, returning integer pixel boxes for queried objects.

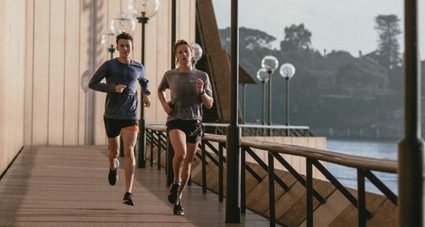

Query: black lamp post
[131,0,160,168]
[279,63,295,135]
[261,56,279,126]
[107,45,115,59]
[256,68,269,126]
[101,32,116,60]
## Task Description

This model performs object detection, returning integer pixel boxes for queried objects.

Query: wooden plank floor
[0,146,271,227]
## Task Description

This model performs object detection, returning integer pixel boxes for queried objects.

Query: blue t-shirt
[89,58,149,120]
[158,68,212,122]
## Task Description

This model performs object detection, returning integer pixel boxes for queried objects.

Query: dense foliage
[218,15,425,140]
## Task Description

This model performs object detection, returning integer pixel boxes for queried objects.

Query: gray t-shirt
[158,68,212,122]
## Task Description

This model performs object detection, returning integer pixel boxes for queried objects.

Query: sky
[212,0,424,58]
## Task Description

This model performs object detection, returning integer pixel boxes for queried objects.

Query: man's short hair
[116,32,133,45]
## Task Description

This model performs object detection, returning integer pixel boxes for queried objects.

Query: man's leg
[107,136,120,185]
[108,137,120,167]
[121,128,137,205]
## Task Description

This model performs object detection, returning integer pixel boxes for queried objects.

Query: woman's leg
[168,129,187,184]
[171,141,198,216]
[178,142,199,196]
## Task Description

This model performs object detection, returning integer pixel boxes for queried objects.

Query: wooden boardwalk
[0,146,270,227]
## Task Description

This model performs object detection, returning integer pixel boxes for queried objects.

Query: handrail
[147,124,397,173]
[149,122,311,130]
[202,133,397,173]
[147,122,313,136]
[239,137,397,173]
[203,122,310,130]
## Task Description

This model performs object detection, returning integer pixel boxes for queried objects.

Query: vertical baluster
[357,169,366,227]
[201,140,207,193]
[306,158,313,227]
[268,151,275,227]
[219,142,224,202]
[149,130,153,166]
[166,135,174,186]
[157,132,161,170]
[241,146,246,213]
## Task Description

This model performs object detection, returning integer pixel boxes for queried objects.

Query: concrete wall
[0,0,196,175]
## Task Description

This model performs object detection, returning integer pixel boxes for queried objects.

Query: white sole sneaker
[113,158,120,169]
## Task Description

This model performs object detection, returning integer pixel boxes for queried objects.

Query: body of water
[326,139,398,195]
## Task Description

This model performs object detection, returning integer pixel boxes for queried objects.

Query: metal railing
[203,123,314,137]
[145,123,397,227]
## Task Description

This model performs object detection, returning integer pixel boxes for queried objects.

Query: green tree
[219,26,276,51]
[374,14,402,75]
[335,61,387,94]
[280,23,312,52]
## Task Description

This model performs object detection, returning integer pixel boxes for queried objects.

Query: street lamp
[279,63,296,135]
[130,0,160,168]
[256,68,269,126]
[261,55,279,129]
[191,42,203,65]
[101,32,116,59]
[110,12,136,35]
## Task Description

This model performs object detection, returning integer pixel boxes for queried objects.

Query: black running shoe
[123,192,135,206]
[107,159,119,185]
[173,199,185,216]
[168,183,180,204]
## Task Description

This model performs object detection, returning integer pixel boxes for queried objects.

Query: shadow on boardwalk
[0,145,270,227]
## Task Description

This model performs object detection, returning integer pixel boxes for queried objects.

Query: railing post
[149,130,153,166]
[399,1,423,226]
[219,142,224,202]
[157,131,161,170]
[241,146,246,214]
[268,151,275,227]
[357,169,366,227]
[166,136,174,186]
[306,158,313,227]
[226,0,241,223]
[201,140,207,193]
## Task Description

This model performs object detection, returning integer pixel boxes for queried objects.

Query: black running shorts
[166,119,203,144]
[103,117,138,138]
